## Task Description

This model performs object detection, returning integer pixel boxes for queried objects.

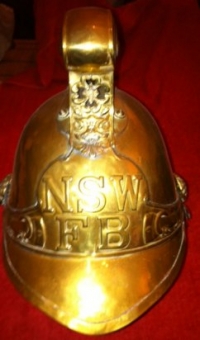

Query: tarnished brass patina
[0,7,189,335]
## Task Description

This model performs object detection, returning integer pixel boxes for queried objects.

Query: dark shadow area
[1,0,35,39]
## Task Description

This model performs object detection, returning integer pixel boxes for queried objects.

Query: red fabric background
[0,0,200,339]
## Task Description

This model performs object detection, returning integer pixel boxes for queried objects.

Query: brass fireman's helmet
[1,8,188,335]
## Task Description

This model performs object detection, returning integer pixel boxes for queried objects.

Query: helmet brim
[4,225,185,335]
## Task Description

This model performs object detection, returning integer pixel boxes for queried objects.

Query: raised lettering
[98,215,130,250]
[78,176,106,212]
[41,176,73,213]
[56,215,88,250]
[111,175,141,211]
[142,210,171,244]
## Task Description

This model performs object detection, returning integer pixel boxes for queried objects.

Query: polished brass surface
[1,7,188,335]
